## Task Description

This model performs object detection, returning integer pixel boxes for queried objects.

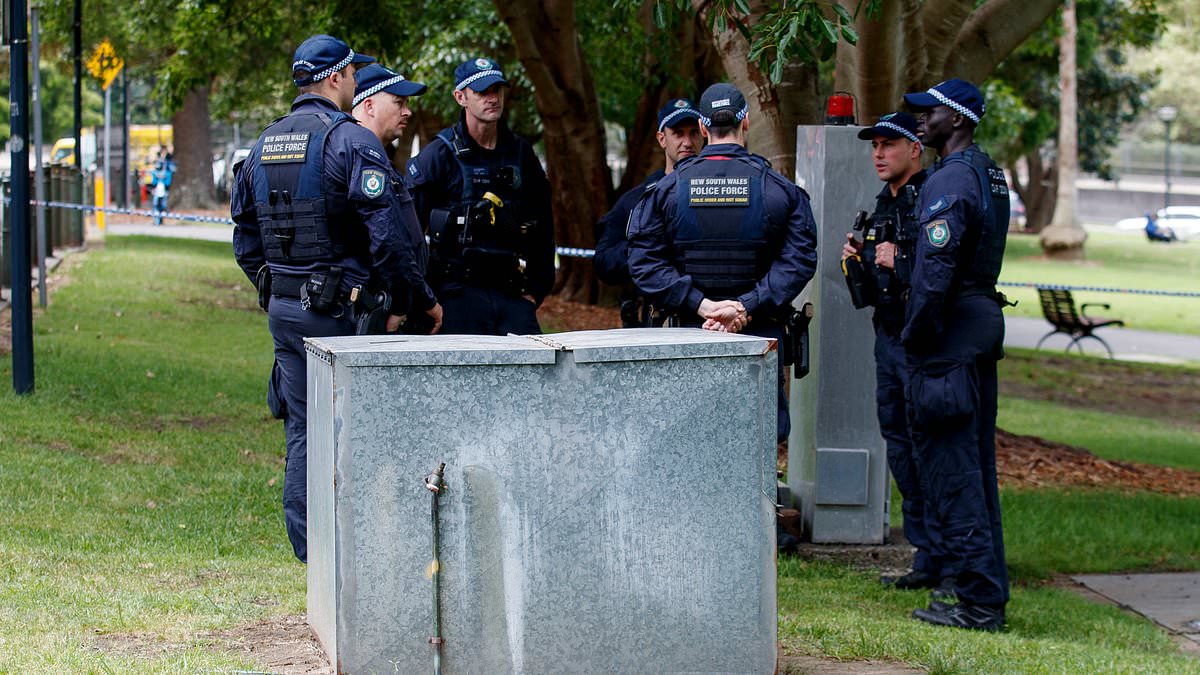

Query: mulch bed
[997,428,1200,497]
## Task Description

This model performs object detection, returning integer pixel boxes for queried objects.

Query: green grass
[0,237,295,671]
[2,236,1198,671]
[779,558,1200,674]
[999,397,1200,472]
[1000,230,1200,335]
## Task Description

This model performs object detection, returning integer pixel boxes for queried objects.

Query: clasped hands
[698,298,749,333]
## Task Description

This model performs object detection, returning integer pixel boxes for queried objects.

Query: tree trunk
[617,5,721,195]
[170,86,216,210]
[1011,150,1056,233]
[494,0,612,303]
[836,0,925,120]
[695,0,820,182]
[1039,0,1086,260]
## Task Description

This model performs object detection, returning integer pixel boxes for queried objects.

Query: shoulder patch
[926,197,950,216]
[925,219,950,248]
[361,169,387,199]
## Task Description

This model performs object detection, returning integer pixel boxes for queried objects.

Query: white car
[1114,206,1200,240]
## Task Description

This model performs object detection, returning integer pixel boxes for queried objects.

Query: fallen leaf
[146,370,155,379]
[267,477,277,487]
[146,500,157,509]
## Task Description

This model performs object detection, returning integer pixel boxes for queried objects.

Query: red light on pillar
[825,92,856,125]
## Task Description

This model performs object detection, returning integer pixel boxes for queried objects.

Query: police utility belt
[256,265,393,335]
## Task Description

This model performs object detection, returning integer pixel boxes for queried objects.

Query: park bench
[1035,287,1125,358]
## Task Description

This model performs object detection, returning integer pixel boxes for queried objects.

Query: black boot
[911,602,1005,632]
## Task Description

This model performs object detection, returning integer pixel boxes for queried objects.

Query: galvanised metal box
[305,328,778,674]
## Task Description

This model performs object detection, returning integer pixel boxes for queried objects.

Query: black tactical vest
[672,154,775,300]
[945,148,1009,288]
[252,110,353,264]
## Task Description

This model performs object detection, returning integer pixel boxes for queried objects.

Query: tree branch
[944,0,1061,83]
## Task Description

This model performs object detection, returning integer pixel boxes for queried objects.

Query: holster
[354,288,393,336]
[301,266,344,314]
[785,303,815,379]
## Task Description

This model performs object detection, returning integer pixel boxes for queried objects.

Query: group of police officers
[233,33,1011,633]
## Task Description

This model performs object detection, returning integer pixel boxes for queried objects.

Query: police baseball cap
[903,78,985,123]
[656,98,701,132]
[698,83,748,127]
[857,112,920,142]
[353,64,428,108]
[454,57,509,92]
[293,34,375,87]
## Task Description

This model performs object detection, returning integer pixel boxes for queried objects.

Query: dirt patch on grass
[94,614,331,674]
[997,428,1200,497]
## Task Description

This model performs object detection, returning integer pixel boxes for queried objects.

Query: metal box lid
[305,328,774,367]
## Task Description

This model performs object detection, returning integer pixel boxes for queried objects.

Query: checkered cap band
[698,104,748,128]
[456,69,504,91]
[927,87,980,123]
[299,50,355,84]
[658,107,699,132]
[876,121,919,143]
[354,74,407,107]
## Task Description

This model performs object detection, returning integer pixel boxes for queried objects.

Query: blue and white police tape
[31,200,598,258]
[33,200,236,225]
[997,281,1200,299]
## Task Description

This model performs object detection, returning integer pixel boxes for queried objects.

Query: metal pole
[72,0,81,231]
[424,463,447,675]
[1163,118,1172,211]
[10,0,36,394]
[31,4,46,308]
[103,86,111,218]
[121,70,129,208]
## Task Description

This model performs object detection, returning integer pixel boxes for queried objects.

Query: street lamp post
[1158,106,1177,211]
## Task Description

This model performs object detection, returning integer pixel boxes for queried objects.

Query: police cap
[353,64,428,108]
[455,57,509,92]
[903,78,985,124]
[857,112,920,143]
[656,98,701,132]
[293,34,375,87]
[698,83,748,128]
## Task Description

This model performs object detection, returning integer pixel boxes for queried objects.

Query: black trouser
[438,284,541,336]
[268,296,354,563]
[906,295,1008,607]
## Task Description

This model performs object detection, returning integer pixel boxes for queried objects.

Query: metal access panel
[306,328,779,674]
[788,124,890,544]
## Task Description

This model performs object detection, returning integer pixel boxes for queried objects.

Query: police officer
[841,112,947,591]
[352,63,443,333]
[232,35,431,563]
[406,58,555,335]
[901,79,1011,630]
[594,98,703,327]
[628,83,818,443]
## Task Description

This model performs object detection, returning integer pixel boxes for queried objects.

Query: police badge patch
[926,219,950,248]
[361,169,386,198]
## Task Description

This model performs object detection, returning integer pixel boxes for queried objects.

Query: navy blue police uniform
[628,125,817,442]
[594,169,663,288]
[406,59,555,335]
[902,82,1011,620]
[595,98,703,328]
[232,36,427,563]
[860,167,950,585]
[351,64,439,321]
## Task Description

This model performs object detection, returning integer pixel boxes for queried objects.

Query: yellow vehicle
[50,125,172,172]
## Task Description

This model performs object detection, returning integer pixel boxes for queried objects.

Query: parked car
[1114,206,1200,240]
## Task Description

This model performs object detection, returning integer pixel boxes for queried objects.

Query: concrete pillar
[788,125,890,544]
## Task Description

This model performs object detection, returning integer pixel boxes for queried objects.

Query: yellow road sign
[87,40,124,90]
